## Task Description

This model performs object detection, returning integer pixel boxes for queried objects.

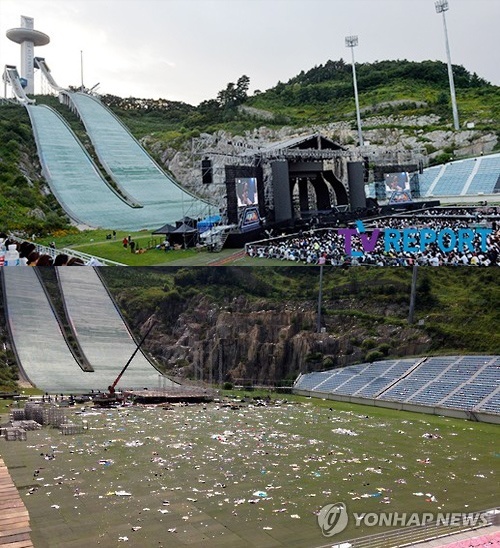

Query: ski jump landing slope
[11,61,212,231]
[66,92,210,218]
[2,267,91,393]
[26,104,146,229]
[26,103,201,231]
[2,267,176,393]
[56,267,178,390]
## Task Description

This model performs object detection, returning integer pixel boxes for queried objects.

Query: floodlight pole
[408,264,419,324]
[317,264,324,333]
[435,0,460,131]
[80,50,84,92]
[345,35,364,146]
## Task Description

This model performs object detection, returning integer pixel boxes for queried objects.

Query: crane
[94,321,156,407]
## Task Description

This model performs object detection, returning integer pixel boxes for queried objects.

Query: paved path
[0,457,33,547]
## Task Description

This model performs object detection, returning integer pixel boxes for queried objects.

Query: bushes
[365,350,384,363]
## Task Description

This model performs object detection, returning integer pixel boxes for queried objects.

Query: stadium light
[345,35,364,146]
[435,0,460,130]
[316,264,324,333]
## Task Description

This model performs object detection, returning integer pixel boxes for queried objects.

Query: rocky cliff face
[141,115,498,202]
[142,294,431,385]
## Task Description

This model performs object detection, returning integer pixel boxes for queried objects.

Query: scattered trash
[332,428,358,436]
[8,399,490,546]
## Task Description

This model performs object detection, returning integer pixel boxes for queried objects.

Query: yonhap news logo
[317,502,491,538]
[317,502,349,537]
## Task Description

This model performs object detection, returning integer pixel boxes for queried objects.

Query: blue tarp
[198,215,221,233]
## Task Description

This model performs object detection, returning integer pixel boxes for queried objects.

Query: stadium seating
[427,160,475,196]
[365,153,500,199]
[294,355,500,414]
[465,155,500,195]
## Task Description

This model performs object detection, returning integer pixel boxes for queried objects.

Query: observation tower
[6,15,50,95]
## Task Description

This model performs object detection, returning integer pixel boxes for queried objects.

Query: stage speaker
[271,161,292,222]
[374,181,387,200]
[410,174,421,198]
[201,159,213,185]
[347,161,366,211]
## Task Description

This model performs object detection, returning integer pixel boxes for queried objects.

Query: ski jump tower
[6,16,50,94]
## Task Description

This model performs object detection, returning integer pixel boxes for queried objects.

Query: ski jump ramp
[65,92,204,211]
[13,59,213,231]
[2,268,91,393]
[2,268,175,393]
[26,104,147,229]
[2,66,35,104]
[56,267,178,390]
[25,101,210,230]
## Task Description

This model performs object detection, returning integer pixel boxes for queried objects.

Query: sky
[0,0,499,106]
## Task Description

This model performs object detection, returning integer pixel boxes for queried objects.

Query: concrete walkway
[0,456,33,547]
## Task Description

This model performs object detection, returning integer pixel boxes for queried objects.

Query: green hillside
[246,59,500,127]
[97,60,500,149]
[0,59,499,236]
[1,266,499,391]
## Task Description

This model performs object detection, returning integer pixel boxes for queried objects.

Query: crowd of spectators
[1,236,94,266]
[246,207,500,267]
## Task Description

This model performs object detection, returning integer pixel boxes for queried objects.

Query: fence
[8,235,125,266]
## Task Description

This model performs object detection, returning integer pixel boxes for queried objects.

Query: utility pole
[408,264,419,324]
[218,339,224,386]
[317,264,324,333]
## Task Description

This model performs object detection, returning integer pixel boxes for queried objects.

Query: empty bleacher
[353,358,422,398]
[464,155,500,195]
[371,153,500,200]
[313,363,371,393]
[381,356,458,401]
[417,165,442,196]
[428,159,475,196]
[293,355,500,417]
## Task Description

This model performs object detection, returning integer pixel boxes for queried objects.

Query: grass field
[39,230,308,267]
[0,395,498,548]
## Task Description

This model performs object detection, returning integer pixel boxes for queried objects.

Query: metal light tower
[435,0,460,130]
[345,35,364,146]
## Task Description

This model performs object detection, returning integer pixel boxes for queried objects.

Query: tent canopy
[173,223,197,233]
[152,223,176,235]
